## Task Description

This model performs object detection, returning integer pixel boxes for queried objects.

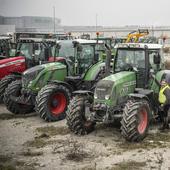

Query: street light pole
[53,6,56,34]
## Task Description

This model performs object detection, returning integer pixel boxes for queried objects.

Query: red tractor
[0,38,58,102]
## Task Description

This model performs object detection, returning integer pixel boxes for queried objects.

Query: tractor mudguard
[129,93,149,100]
[48,80,74,93]
[128,89,153,102]
[72,90,94,96]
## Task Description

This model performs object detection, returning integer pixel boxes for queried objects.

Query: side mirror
[153,53,161,64]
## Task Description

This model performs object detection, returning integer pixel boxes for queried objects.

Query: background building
[0,15,61,34]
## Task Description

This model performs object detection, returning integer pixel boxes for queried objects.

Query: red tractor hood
[0,56,26,80]
[0,56,25,65]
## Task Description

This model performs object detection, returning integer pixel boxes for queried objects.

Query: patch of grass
[0,113,14,120]
[21,149,43,157]
[63,138,93,162]
[0,154,12,163]
[0,155,37,170]
[0,164,16,170]
[36,126,70,136]
[0,113,37,120]
[112,161,146,170]
[24,137,47,148]
[118,132,170,151]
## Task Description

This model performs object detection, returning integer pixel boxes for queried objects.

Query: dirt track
[0,103,170,170]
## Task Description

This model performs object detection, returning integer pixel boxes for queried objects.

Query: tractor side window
[115,49,145,72]
[78,45,94,74]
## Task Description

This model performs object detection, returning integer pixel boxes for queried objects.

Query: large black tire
[66,95,95,135]
[121,100,150,142]
[3,80,34,114]
[0,74,19,102]
[36,84,71,122]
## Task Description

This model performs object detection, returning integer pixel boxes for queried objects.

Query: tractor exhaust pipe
[105,45,112,76]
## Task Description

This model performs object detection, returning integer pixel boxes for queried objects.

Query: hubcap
[137,108,148,134]
[49,92,67,116]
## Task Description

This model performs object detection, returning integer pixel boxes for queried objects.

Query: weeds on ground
[112,161,146,170]
[36,126,70,136]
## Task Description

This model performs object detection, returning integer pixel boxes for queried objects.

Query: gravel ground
[0,103,170,170]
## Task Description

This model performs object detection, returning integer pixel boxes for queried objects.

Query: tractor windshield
[115,49,145,72]
[17,43,33,59]
[58,41,74,58]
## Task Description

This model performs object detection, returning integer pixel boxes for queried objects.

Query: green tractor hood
[94,71,136,106]
[22,62,67,92]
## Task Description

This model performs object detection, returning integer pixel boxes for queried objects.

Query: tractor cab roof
[115,43,163,50]
[17,38,44,43]
[57,39,104,46]
[73,39,103,45]
[0,36,12,41]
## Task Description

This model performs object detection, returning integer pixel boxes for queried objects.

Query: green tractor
[66,43,168,142]
[4,39,106,120]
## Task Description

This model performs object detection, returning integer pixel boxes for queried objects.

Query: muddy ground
[0,104,170,170]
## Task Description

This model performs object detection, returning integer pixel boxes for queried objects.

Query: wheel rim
[137,108,148,134]
[49,92,67,116]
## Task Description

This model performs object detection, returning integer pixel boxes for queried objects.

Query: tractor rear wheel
[36,84,71,122]
[121,100,150,142]
[66,95,95,135]
[4,80,34,114]
[0,74,19,102]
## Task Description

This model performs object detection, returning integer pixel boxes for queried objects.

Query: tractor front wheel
[121,100,150,142]
[66,95,95,135]
[0,74,19,102]
[36,84,71,122]
[4,80,34,114]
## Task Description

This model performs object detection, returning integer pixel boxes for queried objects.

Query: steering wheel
[120,63,134,71]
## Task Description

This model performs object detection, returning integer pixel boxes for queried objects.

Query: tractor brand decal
[0,59,25,68]
[120,81,136,95]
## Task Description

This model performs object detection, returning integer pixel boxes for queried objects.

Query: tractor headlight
[105,94,110,100]
[94,93,98,99]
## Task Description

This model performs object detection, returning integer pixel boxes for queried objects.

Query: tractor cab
[114,43,163,88]
[55,39,105,77]
[16,38,58,67]
[0,38,58,80]
[0,36,16,60]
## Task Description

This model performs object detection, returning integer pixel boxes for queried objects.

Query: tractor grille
[95,80,114,100]
[22,65,44,87]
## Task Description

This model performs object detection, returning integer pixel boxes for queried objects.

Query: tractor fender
[48,80,74,93]
[128,93,150,101]
[72,90,94,96]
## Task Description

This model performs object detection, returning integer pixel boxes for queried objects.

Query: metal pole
[53,6,56,34]
[96,14,98,32]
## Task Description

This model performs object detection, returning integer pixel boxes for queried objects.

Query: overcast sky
[0,0,170,26]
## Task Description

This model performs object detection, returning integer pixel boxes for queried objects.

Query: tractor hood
[22,61,67,91]
[94,71,136,105]
[44,62,66,71]
[102,71,136,83]
[0,56,26,79]
[0,56,25,67]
